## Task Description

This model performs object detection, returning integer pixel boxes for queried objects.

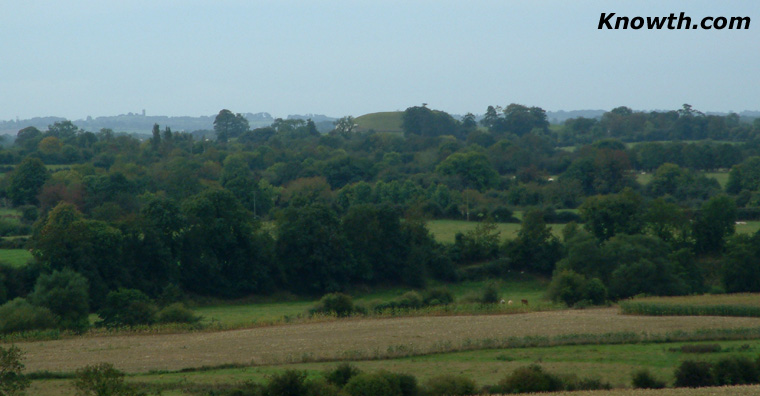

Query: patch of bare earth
[15,308,760,373]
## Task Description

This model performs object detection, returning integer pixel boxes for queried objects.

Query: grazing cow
[499,299,505,304]
[521,299,529,305]
[508,300,513,305]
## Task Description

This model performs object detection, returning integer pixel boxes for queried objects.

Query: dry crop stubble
[14,308,760,374]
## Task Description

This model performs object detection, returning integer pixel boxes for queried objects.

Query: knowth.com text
[599,12,750,30]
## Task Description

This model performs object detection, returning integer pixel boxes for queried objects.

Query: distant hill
[354,112,404,133]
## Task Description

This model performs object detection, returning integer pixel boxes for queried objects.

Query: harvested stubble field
[496,385,760,396]
[15,308,760,374]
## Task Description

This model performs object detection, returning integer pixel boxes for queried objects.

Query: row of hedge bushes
[214,363,609,396]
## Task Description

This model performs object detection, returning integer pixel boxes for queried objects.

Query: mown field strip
[13,308,760,374]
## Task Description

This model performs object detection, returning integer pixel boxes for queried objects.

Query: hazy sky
[1,1,758,120]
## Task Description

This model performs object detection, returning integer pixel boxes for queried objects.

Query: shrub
[424,374,476,396]
[632,369,666,389]
[496,365,563,394]
[265,369,308,396]
[480,282,500,304]
[422,287,454,306]
[343,372,401,396]
[325,362,361,387]
[97,288,157,328]
[303,377,340,396]
[156,303,201,324]
[581,278,608,305]
[713,357,759,385]
[379,371,418,396]
[547,270,586,306]
[396,291,423,309]
[73,363,136,396]
[0,345,30,396]
[311,293,355,317]
[28,269,90,332]
[0,298,57,334]
[157,283,184,307]
[674,360,715,388]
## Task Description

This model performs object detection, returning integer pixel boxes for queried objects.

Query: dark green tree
[436,151,498,191]
[179,189,273,297]
[506,209,562,275]
[97,288,156,327]
[580,188,644,241]
[213,109,249,143]
[276,204,354,294]
[693,195,736,255]
[7,157,49,206]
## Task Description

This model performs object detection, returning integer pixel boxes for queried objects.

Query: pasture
[190,278,549,327]
[0,248,32,267]
[426,219,566,244]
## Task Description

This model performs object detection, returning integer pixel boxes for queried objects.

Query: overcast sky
[1,1,758,120]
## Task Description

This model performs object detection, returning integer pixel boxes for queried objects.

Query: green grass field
[0,248,32,267]
[194,278,550,327]
[426,219,565,244]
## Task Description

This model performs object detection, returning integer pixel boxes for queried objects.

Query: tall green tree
[436,151,498,191]
[276,204,354,294]
[214,109,249,143]
[179,189,273,297]
[506,209,562,275]
[693,195,736,255]
[7,157,49,206]
[580,188,644,241]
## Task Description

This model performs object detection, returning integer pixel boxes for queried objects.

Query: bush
[311,293,355,317]
[343,372,401,396]
[97,288,157,328]
[713,356,759,385]
[0,298,57,334]
[374,291,425,312]
[422,287,454,306]
[379,371,418,396]
[73,363,136,396]
[674,360,715,388]
[495,365,563,394]
[28,269,90,332]
[156,303,201,324]
[547,270,586,306]
[480,282,500,304]
[325,362,361,387]
[424,374,476,396]
[397,291,423,309]
[632,369,666,389]
[157,283,184,307]
[0,345,30,396]
[265,369,308,396]
[303,377,340,396]
[581,278,608,305]
[548,270,607,307]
